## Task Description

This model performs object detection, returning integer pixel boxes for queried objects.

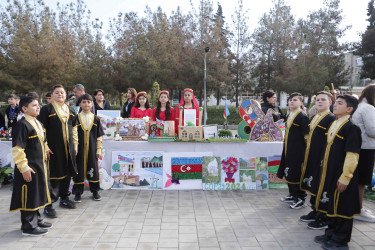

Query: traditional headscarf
[178,88,199,109]
[159,90,169,97]
[135,91,147,104]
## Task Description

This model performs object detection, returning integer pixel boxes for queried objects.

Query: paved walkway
[0,186,375,250]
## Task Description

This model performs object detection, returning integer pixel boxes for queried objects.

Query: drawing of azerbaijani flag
[171,157,203,180]
[106,121,117,128]
[118,155,134,164]
[156,117,165,129]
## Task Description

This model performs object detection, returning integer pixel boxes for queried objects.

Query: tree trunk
[216,88,220,109]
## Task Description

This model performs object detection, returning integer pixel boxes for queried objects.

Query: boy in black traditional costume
[277,92,309,209]
[10,96,52,236]
[300,91,336,229]
[314,95,361,250]
[38,85,78,218]
[72,94,104,202]
[5,94,21,129]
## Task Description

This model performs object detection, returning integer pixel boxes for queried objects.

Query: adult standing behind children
[5,94,21,130]
[261,90,286,121]
[122,88,137,118]
[93,89,111,115]
[38,85,78,218]
[352,84,375,223]
[10,96,52,236]
[73,84,94,114]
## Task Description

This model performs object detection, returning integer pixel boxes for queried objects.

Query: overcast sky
[37,0,371,43]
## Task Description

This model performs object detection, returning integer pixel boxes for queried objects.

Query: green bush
[218,129,233,137]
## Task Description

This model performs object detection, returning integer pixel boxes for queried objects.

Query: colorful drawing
[239,157,256,170]
[117,119,148,139]
[203,156,259,190]
[202,157,221,183]
[111,151,163,189]
[240,170,256,183]
[256,171,269,190]
[256,157,268,171]
[221,157,239,183]
[268,155,287,188]
[163,152,212,190]
[97,110,121,140]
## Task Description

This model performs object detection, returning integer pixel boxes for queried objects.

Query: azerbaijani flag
[279,123,286,131]
[106,121,117,128]
[118,155,134,164]
[171,157,202,180]
[156,118,165,129]
[223,100,230,119]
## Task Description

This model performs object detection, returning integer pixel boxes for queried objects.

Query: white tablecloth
[0,141,283,173]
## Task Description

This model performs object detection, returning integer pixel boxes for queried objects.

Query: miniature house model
[178,107,204,141]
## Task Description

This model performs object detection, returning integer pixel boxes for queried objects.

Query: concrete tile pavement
[0,186,375,249]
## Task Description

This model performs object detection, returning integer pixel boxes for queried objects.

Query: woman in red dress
[175,88,200,133]
[130,92,153,119]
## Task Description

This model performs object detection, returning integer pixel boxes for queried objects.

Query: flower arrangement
[221,157,239,174]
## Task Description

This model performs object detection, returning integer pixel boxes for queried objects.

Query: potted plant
[0,166,12,188]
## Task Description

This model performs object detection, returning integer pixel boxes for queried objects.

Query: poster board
[163,152,213,190]
[97,110,121,140]
[202,156,268,190]
[117,118,149,140]
[111,151,163,189]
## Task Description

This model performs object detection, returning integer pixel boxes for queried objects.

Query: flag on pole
[223,100,230,119]
[156,118,166,129]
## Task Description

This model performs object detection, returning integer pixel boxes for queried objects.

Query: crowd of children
[6,84,375,246]
[7,85,201,236]
[278,85,375,249]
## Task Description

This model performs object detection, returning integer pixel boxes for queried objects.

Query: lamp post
[204,46,209,125]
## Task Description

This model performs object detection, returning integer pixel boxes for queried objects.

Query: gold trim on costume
[24,117,52,206]
[49,175,67,180]
[78,112,94,181]
[52,101,69,161]
[315,119,349,212]
[28,135,38,139]
[49,113,56,117]
[10,202,52,213]
[22,184,27,208]
[299,112,331,191]
[317,125,326,130]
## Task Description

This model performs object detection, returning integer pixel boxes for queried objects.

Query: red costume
[175,88,200,133]
[153,90,175,121]
[130,91,153,119]
[152,108,175,121]
[131,107,153,119]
